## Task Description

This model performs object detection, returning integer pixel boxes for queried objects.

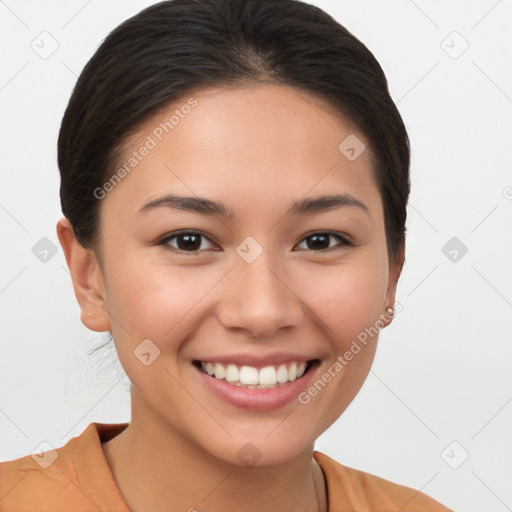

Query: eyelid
[157,229,352,254]
[295,231,352,251]
[158,230,218,252]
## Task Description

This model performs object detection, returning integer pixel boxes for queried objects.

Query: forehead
[103,83,382,220]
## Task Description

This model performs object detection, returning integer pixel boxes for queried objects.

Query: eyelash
[157,230,352,254]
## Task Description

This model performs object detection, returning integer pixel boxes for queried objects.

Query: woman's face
[90,83,399,465]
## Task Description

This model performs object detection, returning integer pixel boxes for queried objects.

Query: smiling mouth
[193,359,318,389]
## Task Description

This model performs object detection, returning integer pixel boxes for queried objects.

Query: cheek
[103,255,222,349]
[292,257,387,425]
[298,255,388,346]
[105,247,388,350]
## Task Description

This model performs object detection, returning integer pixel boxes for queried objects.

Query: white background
[1,1,511,511]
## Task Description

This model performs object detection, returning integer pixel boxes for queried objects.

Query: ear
[383,243,405,327]
[56,217,111,332]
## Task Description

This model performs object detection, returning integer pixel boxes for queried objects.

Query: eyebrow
[139,193,369,217]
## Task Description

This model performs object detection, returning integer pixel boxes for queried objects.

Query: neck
[102,393,327,512]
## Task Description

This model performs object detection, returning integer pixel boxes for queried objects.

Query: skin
[57,83,403,512]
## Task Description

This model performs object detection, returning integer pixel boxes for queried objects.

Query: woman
[0,0,452,510]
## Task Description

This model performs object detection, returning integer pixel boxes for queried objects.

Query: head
[57,0,409,466]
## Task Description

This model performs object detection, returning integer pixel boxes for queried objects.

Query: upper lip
[193,352,318,368]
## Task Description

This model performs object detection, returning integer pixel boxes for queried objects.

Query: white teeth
[214,363,226,380]
[206,362,215,376]
[258,366,277,386]
[288,362,297,381]
[239,366,259,385]
[276,364,288,383]
[225,364,239,383]
[198,360,311,387]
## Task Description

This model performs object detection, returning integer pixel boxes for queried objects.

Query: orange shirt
[0,422,451,511]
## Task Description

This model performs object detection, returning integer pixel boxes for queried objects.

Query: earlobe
[56,217,111,332]
[382,244,405,327]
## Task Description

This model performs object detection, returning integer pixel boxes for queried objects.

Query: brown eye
[161,231,216,252]
[296,232,350,251]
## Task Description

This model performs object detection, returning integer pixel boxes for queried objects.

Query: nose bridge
[241,252,285,305]
[216,246,304,338]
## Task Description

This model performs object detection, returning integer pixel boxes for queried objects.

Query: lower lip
[193,362,318,411]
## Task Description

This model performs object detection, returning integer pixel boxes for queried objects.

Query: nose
[216,253,304,339]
